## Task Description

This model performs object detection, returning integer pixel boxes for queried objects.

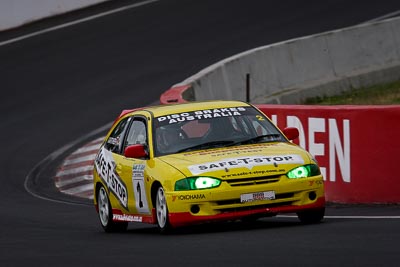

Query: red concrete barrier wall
[256,104,400,203]
[160,85,190,104]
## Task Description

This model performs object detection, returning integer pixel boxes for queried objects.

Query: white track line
[325,215,400,219]
[278,215,400,219]
[25,122,112,205]
[0,0,160,47]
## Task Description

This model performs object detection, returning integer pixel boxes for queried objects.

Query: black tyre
[155,186,171,233]
[297,207,325,224]
[97,186,128,232]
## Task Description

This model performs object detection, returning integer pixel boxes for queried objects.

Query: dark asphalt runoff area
[1,0,400,266]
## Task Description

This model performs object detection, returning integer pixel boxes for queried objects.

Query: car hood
[158,142,312,178]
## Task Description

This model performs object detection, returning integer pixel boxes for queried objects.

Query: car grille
[217,201,294,213]
[216,193,294,206]
[226,175,281,187]
[214,193,295,213]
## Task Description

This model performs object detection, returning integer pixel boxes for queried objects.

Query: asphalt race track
[1,0,400,266]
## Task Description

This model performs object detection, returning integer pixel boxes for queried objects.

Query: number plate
[240,191,275,203]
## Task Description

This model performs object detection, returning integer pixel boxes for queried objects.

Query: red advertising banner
[256,105,400,204]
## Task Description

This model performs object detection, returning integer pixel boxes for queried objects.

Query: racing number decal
[132,164,150,214]
[136,182,143,208]
[256,115,265,121]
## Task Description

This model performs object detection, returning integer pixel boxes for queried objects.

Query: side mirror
[282,127,299,141]
[124,144,148,159]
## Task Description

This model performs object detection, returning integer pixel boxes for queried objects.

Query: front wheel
[297,207,325,224]
[97,185,128,232]
[155,186,171,232]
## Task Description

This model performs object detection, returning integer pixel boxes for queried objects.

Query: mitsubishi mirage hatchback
[93,101,325,232]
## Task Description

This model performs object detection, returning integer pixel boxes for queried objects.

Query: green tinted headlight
[287,164,321,179]
[175,177,221,191]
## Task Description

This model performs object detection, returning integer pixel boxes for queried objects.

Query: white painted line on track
[325,215,400,219]
[278,215,400,219]
[0,0,160,47]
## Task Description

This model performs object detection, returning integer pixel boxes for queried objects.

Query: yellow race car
[93,101,325,232]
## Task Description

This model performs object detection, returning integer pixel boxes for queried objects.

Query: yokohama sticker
[172,194,206,202]
[188,154,304,175]
[95,147,128,209]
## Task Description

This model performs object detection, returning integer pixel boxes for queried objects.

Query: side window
[124,119,147,150]
[104,117,131,154]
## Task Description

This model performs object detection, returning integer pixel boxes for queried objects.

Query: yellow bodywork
[93,101,325,226]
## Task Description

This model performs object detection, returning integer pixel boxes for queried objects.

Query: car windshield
[153,106,286,156]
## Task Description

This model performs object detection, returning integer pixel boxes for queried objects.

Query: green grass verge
[304,80,400,105]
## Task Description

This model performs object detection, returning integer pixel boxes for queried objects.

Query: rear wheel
[155,186,171,232]
[97,186,128,232]
[297,208,325,224]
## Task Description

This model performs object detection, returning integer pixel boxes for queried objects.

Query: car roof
[119,100,251,120]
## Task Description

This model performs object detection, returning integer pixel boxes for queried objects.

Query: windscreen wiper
[233,134,282,146]
[177,140,235,153]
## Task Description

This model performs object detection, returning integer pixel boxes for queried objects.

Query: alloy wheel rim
[156,188,167,228]
[98,187,109,226]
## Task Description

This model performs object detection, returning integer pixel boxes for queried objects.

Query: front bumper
[166,176,325,227]
[168,196,325,227]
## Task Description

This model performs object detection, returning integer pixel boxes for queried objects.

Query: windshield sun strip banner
[155,107,248,126]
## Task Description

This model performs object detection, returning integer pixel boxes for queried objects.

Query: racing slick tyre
[297,207,325,224]
[97,186,128,232]
[155,186,171,233]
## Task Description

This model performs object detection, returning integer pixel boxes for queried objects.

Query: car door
[110,116,151,215]
[100,116,131,211]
